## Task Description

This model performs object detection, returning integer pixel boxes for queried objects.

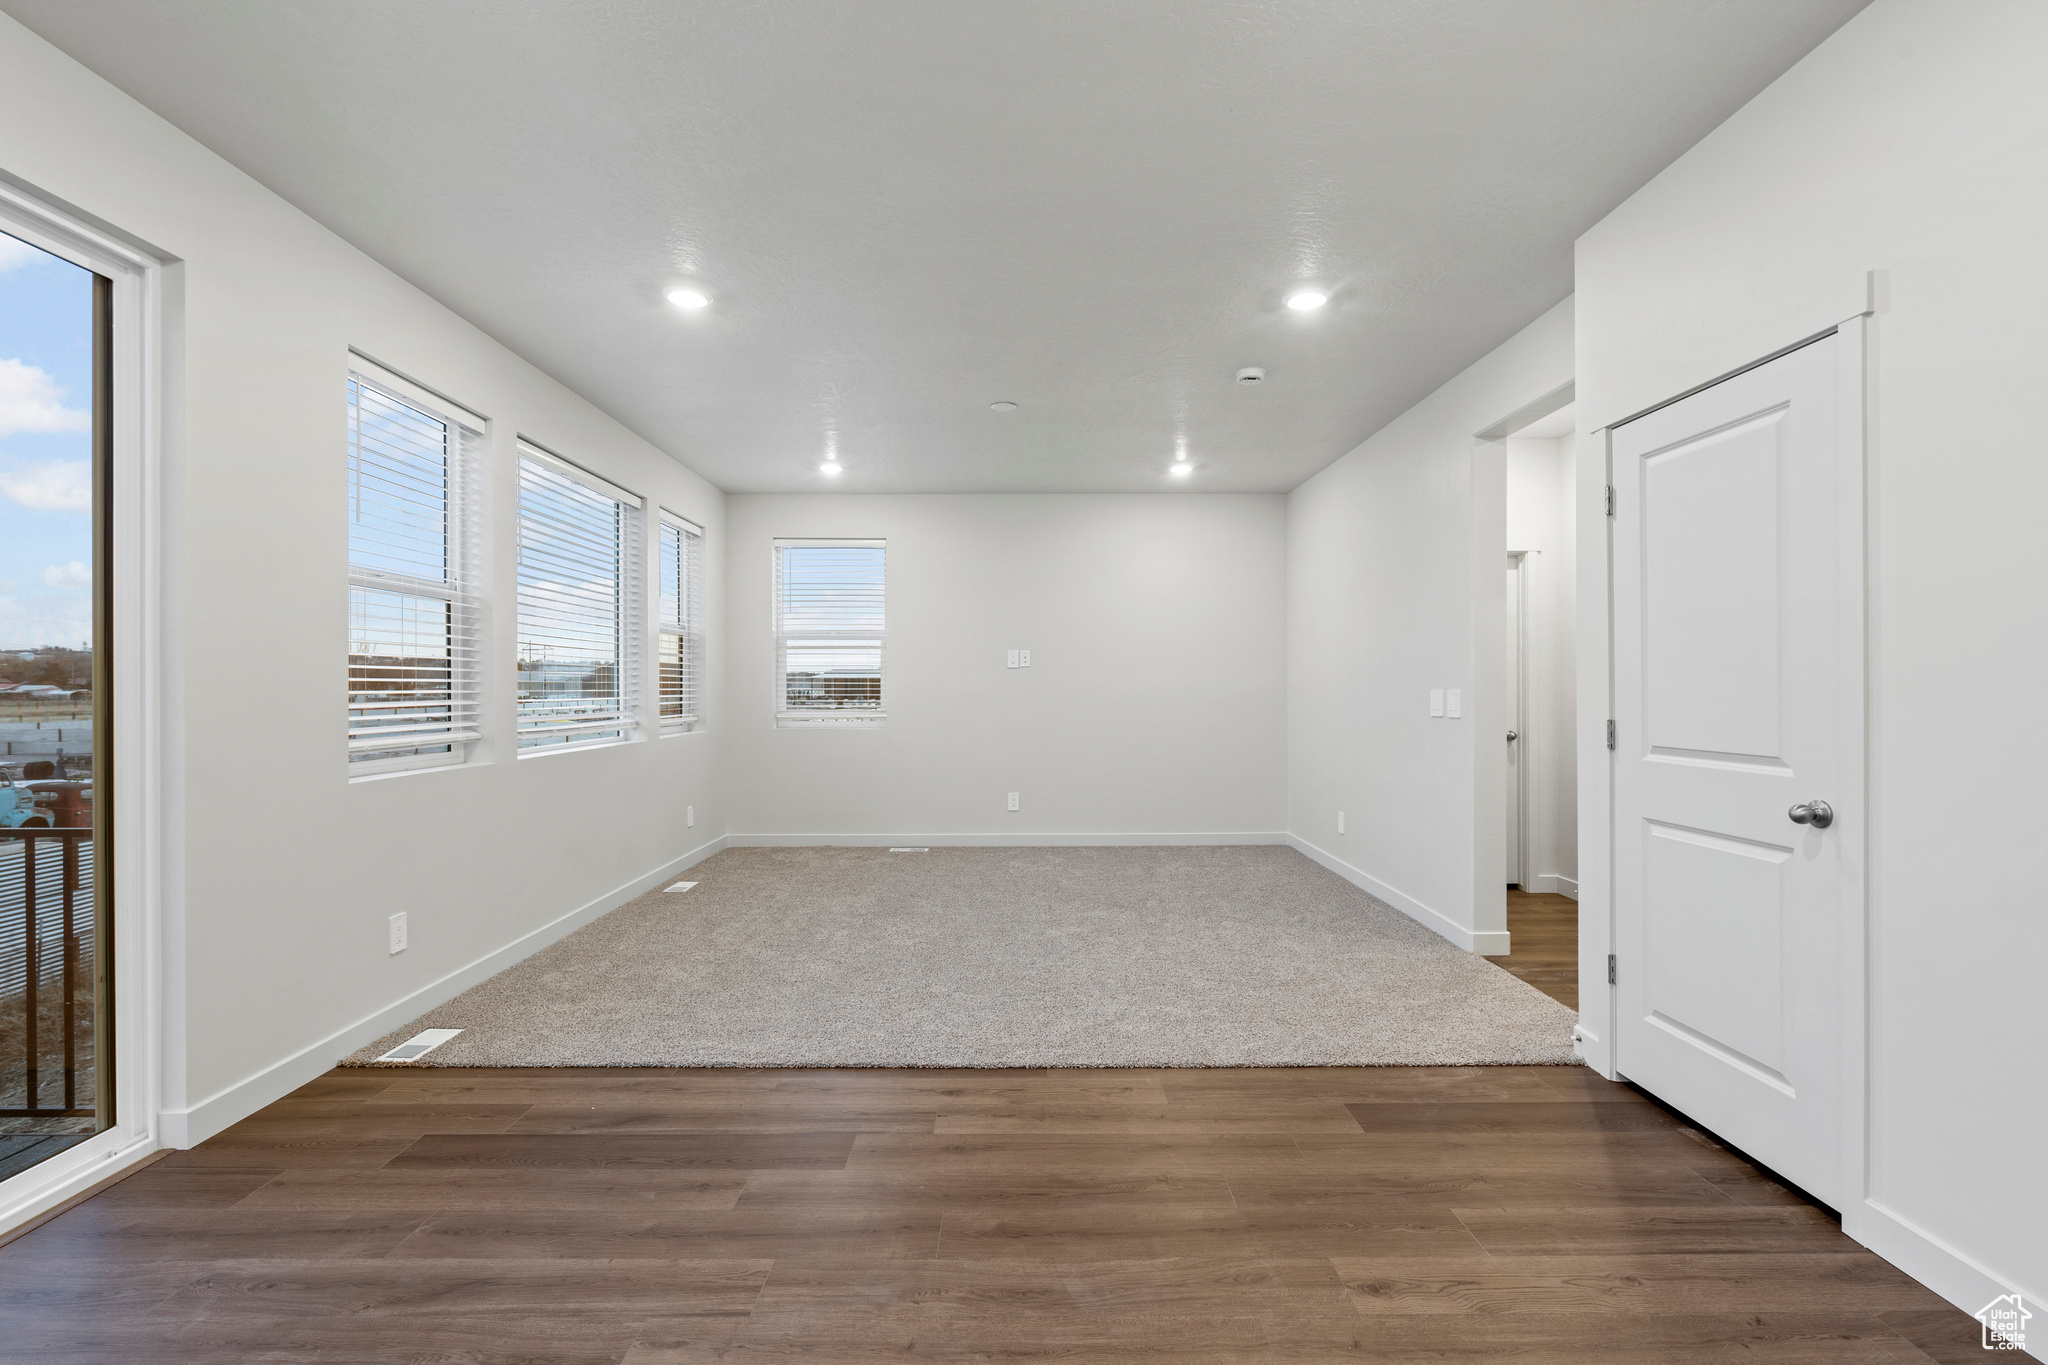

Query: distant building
[785,668,883,708]
[517,659,619,700]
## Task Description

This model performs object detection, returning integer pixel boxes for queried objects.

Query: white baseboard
[1530,873,1579,899]
[156,834,730,1148]
[1287,834,1507,955]
[1848,1200,2044,1361]
[726,831,1290,848]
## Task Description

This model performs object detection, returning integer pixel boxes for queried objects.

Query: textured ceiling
[3,1,1866,492]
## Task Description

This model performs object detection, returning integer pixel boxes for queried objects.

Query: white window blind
[658,513,704,733]
[346,367,485,774]
[773,539,885,729]
[516,444,642,749]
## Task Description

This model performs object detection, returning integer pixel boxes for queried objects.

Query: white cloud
[0,592,93,651]
[0,357,92,437]
[41,561,91,590]
[0,461,91,512]
[0,236,38,272]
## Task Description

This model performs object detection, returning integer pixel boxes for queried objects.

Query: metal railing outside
[0,828,94,1118]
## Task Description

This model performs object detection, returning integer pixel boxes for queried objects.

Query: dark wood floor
[1502,887,1580,1010]
[0,1061,1984,1362]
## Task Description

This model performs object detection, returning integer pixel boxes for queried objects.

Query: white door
[1611,330,1861,1208]
[1505,556,1524,886]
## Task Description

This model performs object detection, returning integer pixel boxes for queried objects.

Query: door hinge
[1606,719,1616,750]
[1607,954,1617,985]
[1605,485,1615,517]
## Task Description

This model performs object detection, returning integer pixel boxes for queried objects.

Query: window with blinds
[658,513,704,733]
[516,444,641,749]
[346,366,485,775]
[773,539,885,729]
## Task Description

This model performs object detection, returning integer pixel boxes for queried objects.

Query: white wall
[1286,298,1573,954]
[723,493,1286,842]
[1505,430,1577,895]
[0,15,726,1144]
[1576,0,2047,1327]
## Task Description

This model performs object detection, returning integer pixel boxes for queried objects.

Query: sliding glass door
[0,229,111,1180]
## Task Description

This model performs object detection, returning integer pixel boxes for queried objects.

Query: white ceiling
[3,1,1866,493]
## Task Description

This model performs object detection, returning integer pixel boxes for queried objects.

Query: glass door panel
[0,230,109,1180]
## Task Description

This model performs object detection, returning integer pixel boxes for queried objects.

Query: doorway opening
[1505,549,1526,888]
[0,228,112,1181]
[1494,400,1578,1006]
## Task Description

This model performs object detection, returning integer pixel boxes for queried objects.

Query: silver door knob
[1788,799,1834,829]
[1506,730,1518,743]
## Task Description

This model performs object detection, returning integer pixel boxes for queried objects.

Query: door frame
[0,177,166,1236]
[1582,312,1869,1224]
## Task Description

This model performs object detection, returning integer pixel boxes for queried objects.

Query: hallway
[1502,889,1579,1011]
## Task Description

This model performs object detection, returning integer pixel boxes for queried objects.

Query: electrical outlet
[686,804,694,828]
[1006,649,1019,669]
[1430,688,1445,717]
[1337,811,1346,835]
[388,913,407,955]
[1006,791,1020,812]
[1446,688,1463,719]
[1018,649,1030,667]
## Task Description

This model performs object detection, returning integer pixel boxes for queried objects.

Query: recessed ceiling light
[821,461,843,477]
[1170,462,1193,478]
[666,288,711,310]
[990,401,1019,412]
[1285,289,1329,312]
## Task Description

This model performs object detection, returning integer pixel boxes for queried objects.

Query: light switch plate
[1447,688,1463,718]
[1430,689,1445,718]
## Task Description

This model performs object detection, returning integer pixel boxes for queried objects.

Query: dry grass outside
[0,704,91,723]
[0,977,97,1129]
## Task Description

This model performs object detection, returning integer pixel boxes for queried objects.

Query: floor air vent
[665,881,698,892]
[889,847,930,853]
[376,1028,462,1063]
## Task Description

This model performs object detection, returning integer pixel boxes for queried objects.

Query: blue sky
[0,231,94,652]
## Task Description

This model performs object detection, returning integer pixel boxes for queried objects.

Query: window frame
[514,440,643,754]
[344,358,488,779]
[771,537,887,730]
[657,511,705,736]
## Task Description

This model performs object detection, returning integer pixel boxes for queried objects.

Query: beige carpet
[346,846,1579,1068]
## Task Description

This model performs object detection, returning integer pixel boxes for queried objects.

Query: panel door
[1611,331,1858,1208]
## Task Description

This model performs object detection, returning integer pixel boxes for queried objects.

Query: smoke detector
[1236,367,1265,384]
